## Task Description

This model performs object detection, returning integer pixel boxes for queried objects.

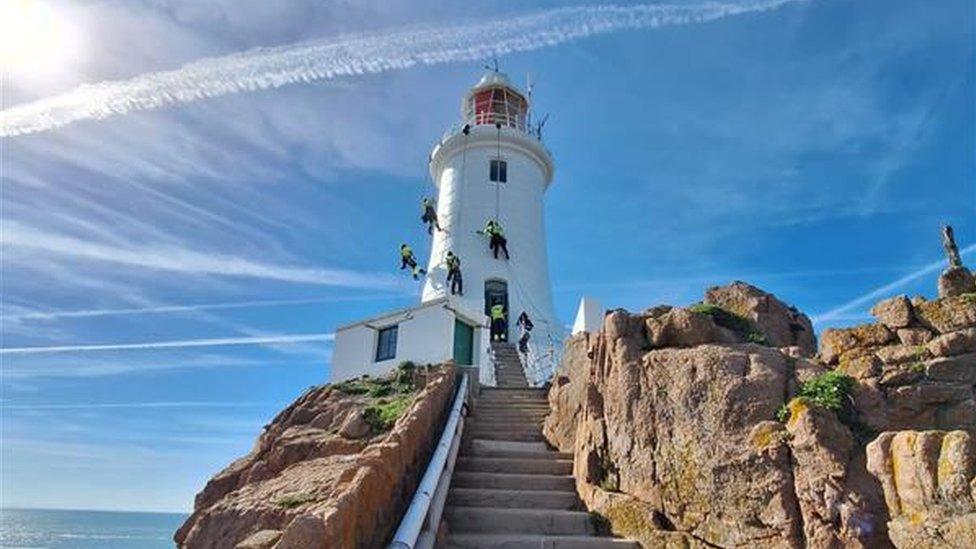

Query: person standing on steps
[399,244,426,280]
[489,302,507,342]
[478,219,510,259]
[445,251,463,296]
[421,197,442,235]
[516,311,533,354]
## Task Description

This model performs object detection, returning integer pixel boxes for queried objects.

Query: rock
[876,344,928,365]
[543,334,589,452]
[837,353,882,380]
[338,410,369,439]
[897,327,934,346]
[175,367,457,549]
[234,529,281,548]
[927,328,976,358]
[925,353,976,384]
[705,281,816,355]
[939,266,976,298]
[571,339,804,547]
[914,295,976,334]
[645,307,740,348]
[785,401,884,548]
[820,324,896,365]
[871,296,915,329]
[866,431,976,548]
[276,514,326,549]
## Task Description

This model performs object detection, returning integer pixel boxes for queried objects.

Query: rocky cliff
[544,280,975,548]
[175,364,456,549]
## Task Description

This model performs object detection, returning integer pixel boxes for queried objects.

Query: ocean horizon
[0,508,187,549]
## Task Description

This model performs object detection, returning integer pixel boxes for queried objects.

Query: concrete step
[469,440,558,456]
[451,472,575,491]
[473,412,548,421]
[478,398,547,405]
[481,389,547,395]
[447,488,578,510]
[479,393,546,400]
[469,420,543,430]
[466,431,544,442]
[476,398,548,405]
[444,507,595,535]
[456,457,573,475]
[475,404,548,411]
[475,404,550,411]
[445,534,639,549]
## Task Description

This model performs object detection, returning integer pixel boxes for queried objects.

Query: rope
[454,127,469,260]
[494,124,501,221]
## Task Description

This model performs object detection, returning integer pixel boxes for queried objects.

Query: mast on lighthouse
[422,69,562,384]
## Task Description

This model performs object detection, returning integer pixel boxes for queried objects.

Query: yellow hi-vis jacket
[490,304,505,320]
[400,246,413,259]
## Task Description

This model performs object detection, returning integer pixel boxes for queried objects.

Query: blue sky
[1,0,973,513]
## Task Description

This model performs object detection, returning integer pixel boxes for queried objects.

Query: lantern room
[463,71,529,132]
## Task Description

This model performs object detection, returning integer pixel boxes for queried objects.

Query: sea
[0,508,186,549]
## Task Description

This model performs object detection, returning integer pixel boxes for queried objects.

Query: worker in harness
[399,244,426,280]
[445,251,463,296]
[516,311,534,354]
[478,219,510,260]
[421,197,441,235]
[489,302,507,342]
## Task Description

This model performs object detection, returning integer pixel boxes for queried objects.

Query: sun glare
[0,0,80,79]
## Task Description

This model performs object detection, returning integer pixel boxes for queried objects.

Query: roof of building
[470,71,524,97]
[334,296,485,332]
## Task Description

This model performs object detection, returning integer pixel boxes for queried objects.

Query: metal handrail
[388,373,469,549]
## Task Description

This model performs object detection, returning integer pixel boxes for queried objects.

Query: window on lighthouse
[489,159,507,183]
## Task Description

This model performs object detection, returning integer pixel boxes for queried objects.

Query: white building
[332,71,564,386]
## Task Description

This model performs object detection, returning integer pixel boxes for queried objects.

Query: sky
[0,0,973,513]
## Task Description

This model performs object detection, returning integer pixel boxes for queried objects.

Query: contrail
[0,401,276,410]
[0,332,336,355]
[812,243,976,323]
[4,294,404,322]
[1,1,803,137]
[1,222,399,289]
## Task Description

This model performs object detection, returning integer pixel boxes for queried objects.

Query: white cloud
[0,332,335,355]
[812,243,976,323]
[1,222,399,289]
[1,0,801,136]
[4,294,401,322]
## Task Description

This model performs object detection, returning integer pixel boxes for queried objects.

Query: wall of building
[422,125,563,350]
[331,299,487,383]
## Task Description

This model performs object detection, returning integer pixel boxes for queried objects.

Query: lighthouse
[422,71,560,343]
[331,71,563,386]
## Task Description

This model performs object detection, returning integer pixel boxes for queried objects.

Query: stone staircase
[491,341,529,387]
[441,343,636,548]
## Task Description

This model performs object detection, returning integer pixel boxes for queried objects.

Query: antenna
[483,57,499,73]
[536,113,550,139]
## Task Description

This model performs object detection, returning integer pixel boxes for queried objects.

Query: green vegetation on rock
[690,302,769,345]
[276,492,316,508]
[334,362,420,432]
[363,395,414,431]
[777,370,855,423]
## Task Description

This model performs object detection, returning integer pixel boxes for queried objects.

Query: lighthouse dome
[472,71,519,92]
[462,71,529,132]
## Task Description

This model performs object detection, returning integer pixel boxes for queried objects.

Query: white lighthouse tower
[422,72,561,348]
[331,71,563,386]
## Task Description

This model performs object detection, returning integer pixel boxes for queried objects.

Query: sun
[0,0,81,79]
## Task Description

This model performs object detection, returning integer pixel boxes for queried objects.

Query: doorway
[484,279,509,342]
[453,319,474,365]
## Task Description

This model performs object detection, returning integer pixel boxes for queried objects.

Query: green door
[453,319,474,365]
